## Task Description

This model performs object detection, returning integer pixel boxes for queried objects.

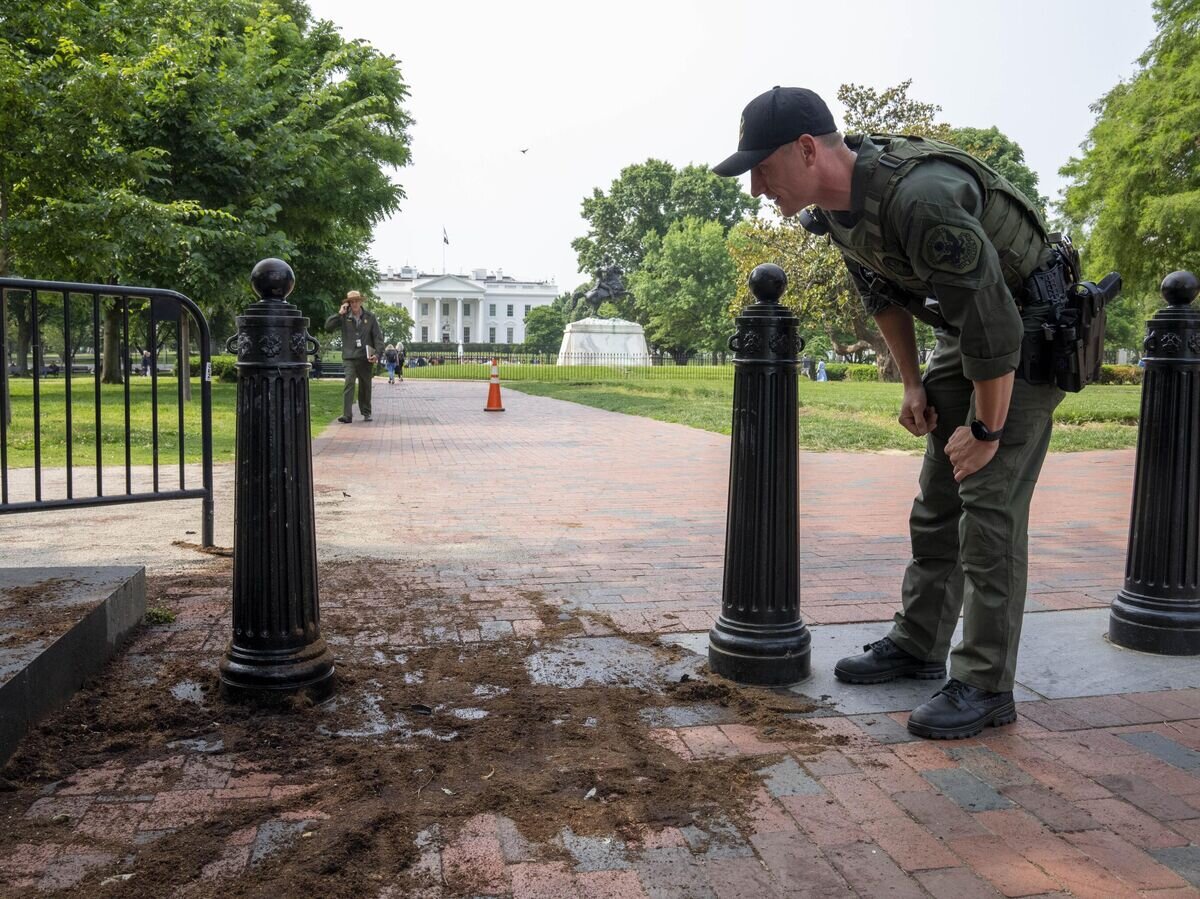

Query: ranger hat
[345,290,364,301]
[713,87,837,177]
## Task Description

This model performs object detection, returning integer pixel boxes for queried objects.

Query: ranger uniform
[812,134,1064,706]
[712,87,1105,739]
[326,291,385,422]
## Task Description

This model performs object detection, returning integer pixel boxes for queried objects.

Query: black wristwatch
[970,419,1004,442]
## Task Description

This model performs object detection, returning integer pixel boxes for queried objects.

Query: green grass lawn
[402,361,735,383]
[1,377,346,467]
[509,379,1144,453]
[1,374,1142,468]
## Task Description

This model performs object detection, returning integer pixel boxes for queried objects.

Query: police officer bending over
[714,87,1081,740]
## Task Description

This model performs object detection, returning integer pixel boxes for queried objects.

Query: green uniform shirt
[325,307,385,361]
[820,137,1051,382]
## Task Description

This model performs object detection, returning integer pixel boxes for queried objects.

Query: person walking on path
[395,341,406,382]
[714,87,1069,740]
[325,290,384,422]
[383,344,399,385]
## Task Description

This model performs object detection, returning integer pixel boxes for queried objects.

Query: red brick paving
[297,381,1134,633]
[4,380,1200,896]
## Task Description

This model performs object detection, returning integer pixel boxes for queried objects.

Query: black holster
[1018,249,1121,392]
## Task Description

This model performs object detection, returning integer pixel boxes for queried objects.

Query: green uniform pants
[342,358,375,419]
[887,329,1064,692]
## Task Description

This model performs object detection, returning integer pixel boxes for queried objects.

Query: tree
[630,217,735,364]
[571,161,757,285]
[372,302,414,346]
[838,80,952,139]
[523,305,565,353]
[0,0,412,380]
[1060,0,1200,345]
[0,2,219,379]
[727,217,869,360]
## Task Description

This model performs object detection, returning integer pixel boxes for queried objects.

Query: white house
[375,266,558,345]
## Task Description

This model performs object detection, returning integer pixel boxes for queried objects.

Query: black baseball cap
[712,87,837,177]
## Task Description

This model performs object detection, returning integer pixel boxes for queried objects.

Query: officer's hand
[898,386,937,437]
[945,426,999,482]
[339,302,349,315]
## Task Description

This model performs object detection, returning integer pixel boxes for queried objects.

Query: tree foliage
[1061,0,1200,330]
[571,161,757,280]
[0,0,412,364]
[556,282,596,323]
[523,305,566,354]
[630,217,735,362]
[373,302,415,346]
[838,80,952,140]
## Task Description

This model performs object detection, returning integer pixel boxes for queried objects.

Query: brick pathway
[308,379,1133,632]
[3,379,1199,896]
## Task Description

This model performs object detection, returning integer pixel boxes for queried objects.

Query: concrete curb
[0,567,146,765]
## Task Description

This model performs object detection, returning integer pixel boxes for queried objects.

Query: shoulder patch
[922,224,981,274]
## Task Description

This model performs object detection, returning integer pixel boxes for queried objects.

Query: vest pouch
[1019,325,1054,385]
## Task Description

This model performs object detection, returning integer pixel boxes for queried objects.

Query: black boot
[834,636,946,684]
[907,679,1017,740]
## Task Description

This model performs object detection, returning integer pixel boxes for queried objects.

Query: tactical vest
[813,134,1052,305]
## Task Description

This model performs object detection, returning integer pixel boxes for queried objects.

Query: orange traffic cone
[484,358,505,412]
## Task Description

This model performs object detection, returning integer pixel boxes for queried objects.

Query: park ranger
[326,289,385,423]
[714,87,1073,739]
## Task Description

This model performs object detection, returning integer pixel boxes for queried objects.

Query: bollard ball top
[748,264,787,304]
[250,258,296,301]
[1161,271,1199,307]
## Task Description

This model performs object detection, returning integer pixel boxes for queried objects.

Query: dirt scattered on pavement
[170,541,234,558]
[0,557,830,897]
[0,577,90,644]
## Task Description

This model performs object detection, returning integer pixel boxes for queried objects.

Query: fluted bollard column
[1110,270,1200,655]
[220,259,335,701]
[709,264,809,685]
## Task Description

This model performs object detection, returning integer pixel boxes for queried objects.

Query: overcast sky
[303,0,1158,292]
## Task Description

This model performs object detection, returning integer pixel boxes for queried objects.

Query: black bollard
[220,259,335,701]
[708,264,809,685]
[1110,270,1200,655]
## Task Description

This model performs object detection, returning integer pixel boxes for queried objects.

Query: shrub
[1099,364,1143,385]
[821,363,847,381]
[190,355,238,382]
[844,364,880,382]
[820,363,878,381]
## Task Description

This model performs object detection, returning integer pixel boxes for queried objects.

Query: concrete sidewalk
[1,378,1198,897]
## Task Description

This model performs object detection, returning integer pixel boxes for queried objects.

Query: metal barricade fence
[0,278,215,546]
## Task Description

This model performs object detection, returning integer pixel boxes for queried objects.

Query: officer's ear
[795,134,818,167]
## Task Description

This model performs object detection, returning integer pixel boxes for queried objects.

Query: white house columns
[375,271,557,345]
